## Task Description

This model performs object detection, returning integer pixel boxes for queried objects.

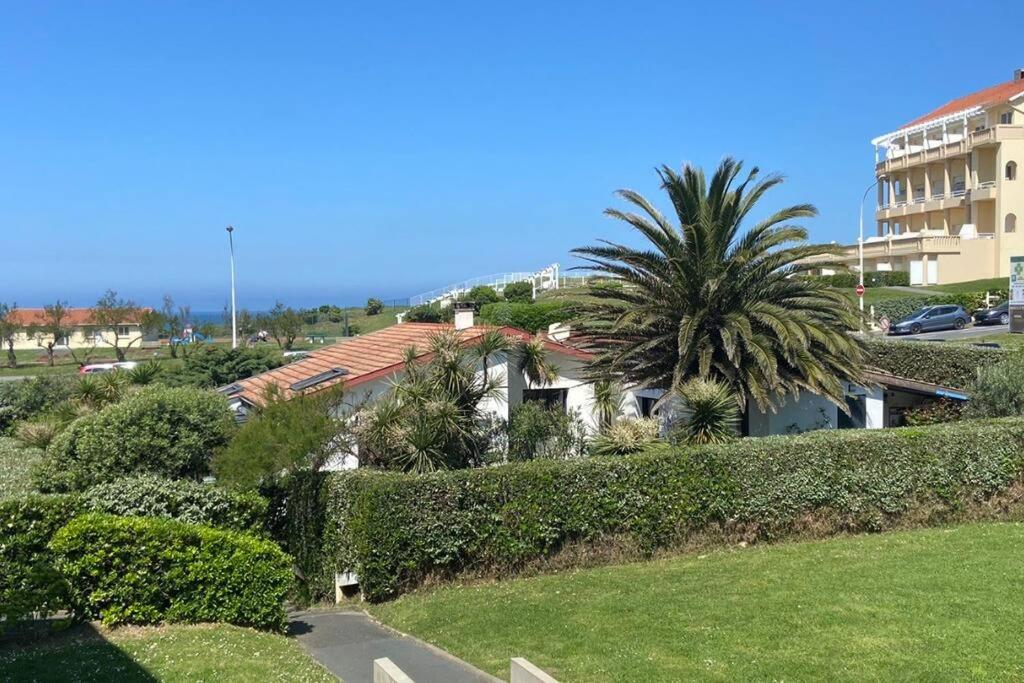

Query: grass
[0,622,335,682]
[929,277,1007,294]
[370,523,1024,682]
[0,436,41,500]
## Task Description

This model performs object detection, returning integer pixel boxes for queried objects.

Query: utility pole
[226,225,238,349]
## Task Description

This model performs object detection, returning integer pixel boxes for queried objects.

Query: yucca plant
[572,158,866,413]
[589,417,660,456]
[128,360,162,385]
[671,378,740,445]
[517,337,558,387]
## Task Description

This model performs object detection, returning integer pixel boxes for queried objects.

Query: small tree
[262,302,304,350]
[0,302,19,368]
[365,298,385,316]
[502,281,534,303]
[466,285,501,305]
[213,385,349,490]
[91,290,146,362]
[30,301,75,367]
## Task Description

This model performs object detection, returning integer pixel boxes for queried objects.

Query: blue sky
[3,1,1023,309]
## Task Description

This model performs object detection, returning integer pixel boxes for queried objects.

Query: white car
[79,361,139,375]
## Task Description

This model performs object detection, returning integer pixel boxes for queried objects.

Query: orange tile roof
[229,322,594,407]
[7,308,150,327]
[905,78,1024,129]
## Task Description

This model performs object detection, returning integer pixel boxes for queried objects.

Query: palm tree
[517,337,558,387]
[572,158,865,412]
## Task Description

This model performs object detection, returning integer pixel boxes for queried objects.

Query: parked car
[78,361,139,374]
[972,301,1010,326]
[887,305,971,335]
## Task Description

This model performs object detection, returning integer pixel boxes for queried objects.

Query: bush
[82,476,268,533]
[815,272,910,288]
[159,346,284,389]
[502,281,534,303]
[0,376,75,434]
[506,402,587,461]
[865,338,1006,388]
[872,292,987,323]
[279,419,1024,601]
[463,285,501,305]
[590,418,661,456]
[903,399,965,426]
[479,301,574,332]
[1,494,84,632]
[365,298,384,316]
[51,514,292,630]
[33,386,235,493]
[966,352,1024,419]
[404,305,453,323]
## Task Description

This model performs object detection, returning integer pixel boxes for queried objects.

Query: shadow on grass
[0,621,157,682]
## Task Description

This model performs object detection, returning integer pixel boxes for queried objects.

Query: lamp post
[226,225,238,349]
[858,175,886,317]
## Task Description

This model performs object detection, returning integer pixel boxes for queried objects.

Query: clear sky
[3,0,1023,309]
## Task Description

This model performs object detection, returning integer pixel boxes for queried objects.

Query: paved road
[883,323,1008,342]
[290,610,499,683]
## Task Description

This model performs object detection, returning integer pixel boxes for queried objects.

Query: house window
[638,395,658,418]
[522,388,568,412]
[117,325,133,336]
[1001,111,1014,125]
[1007,161,1017,181]
[1007,214,1017,233]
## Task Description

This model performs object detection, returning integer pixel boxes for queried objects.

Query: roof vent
[290,367,349,392]
[1016,68,1024,82]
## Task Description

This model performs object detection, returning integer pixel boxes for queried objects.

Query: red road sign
[855,284,865,297]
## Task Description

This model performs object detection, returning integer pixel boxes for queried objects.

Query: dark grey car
[888,305,971,335]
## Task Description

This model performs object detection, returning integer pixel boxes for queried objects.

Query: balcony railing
[977,180,996,189]
[931,191,945,199]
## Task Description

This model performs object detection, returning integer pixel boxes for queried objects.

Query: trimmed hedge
[83,476,268,533]
[817,271,910,288]
[51,514,292,630]
[865,338,1006,388]
[479,301,574,332]
[0,494,84,631]
[279,419,1024,601]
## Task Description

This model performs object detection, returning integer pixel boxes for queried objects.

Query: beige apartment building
[824,69,1024,285]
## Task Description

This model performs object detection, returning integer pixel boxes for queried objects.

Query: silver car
[888,305,971,335]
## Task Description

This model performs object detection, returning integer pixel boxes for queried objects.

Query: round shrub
[51,513,293,630]
[502,281,534,303]
[479,301,574,332]
[83,475,268,533]
[365,298,384,316]
[33,386,235,493]
[465,285,501,305]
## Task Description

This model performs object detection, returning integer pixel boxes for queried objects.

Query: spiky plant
[572,158,865,412]
[672,378,740,445]
[517,337,558,387]
[591,379,623,432]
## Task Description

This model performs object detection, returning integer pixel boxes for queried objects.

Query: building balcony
[877,192,965,219]
[875,125,1024,174]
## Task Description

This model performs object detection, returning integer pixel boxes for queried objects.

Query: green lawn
[930,277,1007,294]
[370,523,1024,682]
[0,437,41,500]
[0,623,335,682]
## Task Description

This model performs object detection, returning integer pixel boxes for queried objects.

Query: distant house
[6,308,151,351]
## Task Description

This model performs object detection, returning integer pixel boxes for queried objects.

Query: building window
[1001,111,1014,125]
[116,325,133,336]
[1007,161,1017,181]
[1006,214,1017,233]
[638,395,658,418]
[523,388,568,412]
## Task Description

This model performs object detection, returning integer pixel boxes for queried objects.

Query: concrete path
[289,609,499,683]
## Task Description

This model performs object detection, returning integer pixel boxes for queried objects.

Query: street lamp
[226,225,238,349]
[858,174,887,317]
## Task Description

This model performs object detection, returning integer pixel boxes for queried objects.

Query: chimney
[1015,68,1024,82]
[454,301,476,330]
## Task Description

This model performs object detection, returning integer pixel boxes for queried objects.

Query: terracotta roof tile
[230,322,593,406]
[6,307,150,327]
[905,78,1024,128]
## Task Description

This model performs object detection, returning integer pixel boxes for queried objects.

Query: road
[884,323,1008,342]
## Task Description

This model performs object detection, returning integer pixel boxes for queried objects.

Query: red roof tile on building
[905,78,1024,129]
[228,322,593,407]
[7,308,150,327]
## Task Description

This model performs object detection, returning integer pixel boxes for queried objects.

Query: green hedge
[51,514,292,630]
[0,494,84,632]
[479,301,574,332]
[82,476,268,533]
[865,338,1006,388]
[279,419,1024,601]
[817,272,910,288]
[870,291,1003,322]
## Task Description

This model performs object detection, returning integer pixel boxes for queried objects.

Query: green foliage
[502,281,534,303]
[0,494,84,631]
[261,302,304,350]
[872,292,990,322]
[965,352,1024,419]
[0,376,75,434]
[506,402,588,461]
[571,159,866,411]
[34,386,235,492]
[281,419,1024,601]
[128,360,162,385]
[0,437,43,501]
[864,338,1006,388]
[365,298,385,316]
[465,285,501,305]
[816,271,910,288]
[671,378,740,445]
[82,476,268,533]
[589,418,660,456]
[903,399,965,426]
[159,345,283,388]
[214,386,348,490]
[478,301,573,332]
[51,513,292,630]
[404,305,453,323]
